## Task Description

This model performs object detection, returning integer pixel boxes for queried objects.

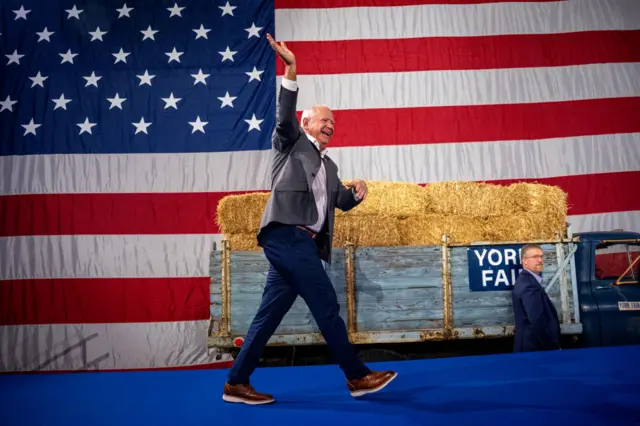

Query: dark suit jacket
[511,269,561,352]
[257,82,360,263]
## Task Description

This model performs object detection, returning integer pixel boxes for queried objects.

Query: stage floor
[2,345,639,426]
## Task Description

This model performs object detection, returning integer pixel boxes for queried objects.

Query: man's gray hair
[301,104,331,124]
[521,244,542,258]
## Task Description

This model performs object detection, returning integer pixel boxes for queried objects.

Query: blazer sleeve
[521,279,559,349]
[336,179,360,212]
[273,79,301,153]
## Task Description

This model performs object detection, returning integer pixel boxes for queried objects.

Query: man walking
[512,244,561,352]
[222,34,397,405]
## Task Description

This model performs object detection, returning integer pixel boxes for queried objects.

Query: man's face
[303,106,335,150]
[522,247,544,274]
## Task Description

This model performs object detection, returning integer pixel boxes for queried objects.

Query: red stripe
[276,31,640,75]
[2,172,639,237]
[305,97,640,148]
[595,252,640,279]
[0,190,264,236]
[483,171,640,217]
[275,0,562,8]
[0,277,209,325]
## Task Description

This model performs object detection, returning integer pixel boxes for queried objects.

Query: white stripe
[3,133,640,195]
[0,320,232,372]
[275,0,640,41]
[596,245,640,255]
[2,212,639,280]
[332,133,640,184]
[568,211,640,236]
[0,234,223,280]
[1,150,271,195]
[279,63,640,111]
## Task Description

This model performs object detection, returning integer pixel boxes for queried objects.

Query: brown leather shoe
[346,370,398,397]
[222,382,275,405]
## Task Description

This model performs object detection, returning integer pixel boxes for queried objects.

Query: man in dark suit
[222,34,397,405]
[512,244,561,352]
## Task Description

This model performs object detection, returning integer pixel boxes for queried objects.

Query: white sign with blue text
[467,245,525,291]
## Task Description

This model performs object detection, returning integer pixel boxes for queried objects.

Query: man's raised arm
[267,34,300,153]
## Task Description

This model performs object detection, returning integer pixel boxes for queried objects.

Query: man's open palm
[267,33,295,66]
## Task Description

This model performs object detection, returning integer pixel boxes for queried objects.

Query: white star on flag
[133,118,152,134]
[107,93,127,110]
[246,67,264,82]
[1,96,18,112]
[117,3,134,18]
[191,69,209,85]
[112,48,130,64]
[189,116,208,133]
[166,48,183,63]
[29,72,48,88]
[77,118,97,135]
[245,23,262,38]
[59,49,78,64]
[52,94,72,110]
[66,5,83,19]
[36,27,55,42]
[141,26,158,41]
[244,114,263,132]
[13,6,31,20]
[6,50,24,65]
[22,119,40,136]
[218,92,237,108]
[89,27,107,42]
[83,72,102,87]
[162,93,181,110]
[219,2,236,16]
[193,25,210,39]
[137,70,155,86]
[167,3,185,17]
[219,46,237,62]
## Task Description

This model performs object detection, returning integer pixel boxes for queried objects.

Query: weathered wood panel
[211,249,348,335]
[209,251,223,333]
[211,240,578,339]
[354,246,443,331]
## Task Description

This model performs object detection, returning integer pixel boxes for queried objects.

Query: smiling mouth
[321,129,333,137]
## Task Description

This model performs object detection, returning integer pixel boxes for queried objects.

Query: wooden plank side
[354,246,444,331]
[209,250,222,320]
[211,241,578,339]
[224,249,349,336]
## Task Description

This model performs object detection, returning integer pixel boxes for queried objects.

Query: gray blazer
[257,83,361,262]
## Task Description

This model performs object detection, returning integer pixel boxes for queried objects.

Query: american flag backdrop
[1,0,639,372]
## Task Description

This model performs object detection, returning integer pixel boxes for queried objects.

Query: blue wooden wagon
[208,229,587,352]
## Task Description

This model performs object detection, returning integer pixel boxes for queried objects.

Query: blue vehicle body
[573,231,640,347]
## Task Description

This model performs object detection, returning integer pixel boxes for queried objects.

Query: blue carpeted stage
[2,345,639,426]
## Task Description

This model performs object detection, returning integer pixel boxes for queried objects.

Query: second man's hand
[267,33,296,80]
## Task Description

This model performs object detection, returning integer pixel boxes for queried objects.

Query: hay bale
[338,180,431,218]
[226,233,262,251]
[399,215,489,246]
[216,180,568,251]
[399,212,566,246]
[333,215,403,247]
[215,192,269,234]
[425,181,522,217]
[508,182,568,232]
[482,213,564,242]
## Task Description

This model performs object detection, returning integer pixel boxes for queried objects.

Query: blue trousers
[227,225,371,384]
